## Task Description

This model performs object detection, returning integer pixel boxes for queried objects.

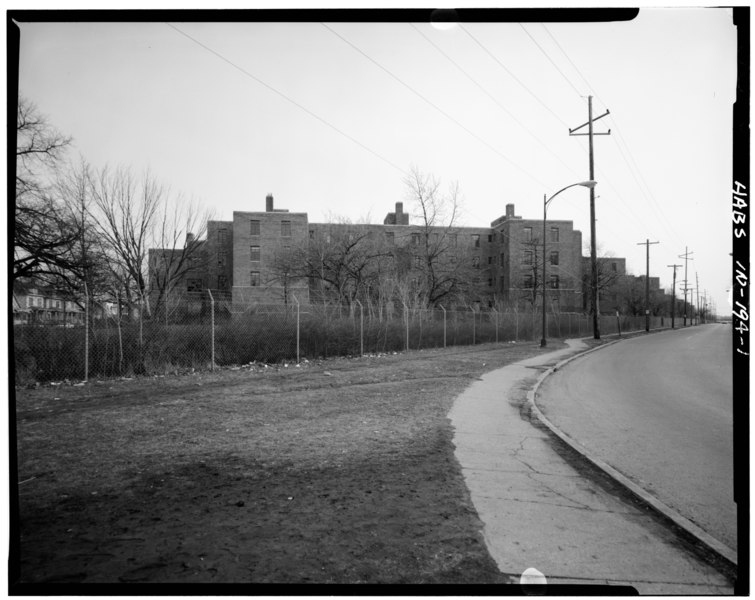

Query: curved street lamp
[541,180,597,348]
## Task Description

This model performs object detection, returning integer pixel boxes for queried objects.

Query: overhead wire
[518,24,584,97]
[165,23,408,176]
[488,23,648,249]
[409,23,583,184]
[459,23,572,130]
[321,22,551,190]
[542,24,686,248]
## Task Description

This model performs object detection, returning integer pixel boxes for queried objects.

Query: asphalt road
[537,324,736,552]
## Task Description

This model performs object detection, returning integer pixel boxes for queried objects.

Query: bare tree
[404,167,477,307]
[148,194,213,319]
[301,220,392,307]
[266,244,307,306]
[88,166,212,320]
[51,158,113,311]
[14,96,80,281]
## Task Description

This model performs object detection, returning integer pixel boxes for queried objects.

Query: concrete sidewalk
[448,340,733,594]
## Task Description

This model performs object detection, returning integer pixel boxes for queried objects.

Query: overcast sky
[15,7,740,315]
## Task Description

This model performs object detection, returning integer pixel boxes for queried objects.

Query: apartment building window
[612,262,618,272]
[432,232,439,244]
[218,251,227,267]
[386,231,395,244]
[218,228,228,244]
[472,256,480,269]
[250,271,260,287]
[488,256,493,264]
[250,220,260,236]
[250,246,260,262]
[550,227,559,242]
[449,233,458,247]
[550,251,559,265]
[309,230,315,239]
[524,227,533,242]
[488,278,493,287]
[218,275,228,289]
[488,234,493,243]
[500,252,505,265]
[56,300,61,309]
[524,251,533,265]
[187,279,203,292]
[281,220,291,237]
[500,276,505,290]
[550,275,560,289]
[472,234,480,247]
[524,274,533,288]
[414,256,422,268]
[411,232,420,246]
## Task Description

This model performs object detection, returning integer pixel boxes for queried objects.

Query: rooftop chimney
[266,193,274,212]
[506,203,515,218]
[396,201,409,225]
[185,232,195,246]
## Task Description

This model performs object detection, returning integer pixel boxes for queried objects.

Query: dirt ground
[11,340,567,589]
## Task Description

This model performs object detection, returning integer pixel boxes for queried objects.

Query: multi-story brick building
[149,195,609,313]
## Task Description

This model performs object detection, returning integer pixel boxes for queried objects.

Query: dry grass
[13,340,565,588]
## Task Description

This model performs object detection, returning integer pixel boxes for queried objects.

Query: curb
[526,333,738,574]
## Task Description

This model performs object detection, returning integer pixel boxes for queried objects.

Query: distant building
[148,195,618,313]
[12,284,85,325]
[12,281,125,325]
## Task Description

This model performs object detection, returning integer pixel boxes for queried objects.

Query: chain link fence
[13,290,674,385]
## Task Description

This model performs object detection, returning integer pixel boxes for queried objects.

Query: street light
[540,180,597,348]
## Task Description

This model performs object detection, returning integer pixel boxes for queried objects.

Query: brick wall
[232,210,310,305]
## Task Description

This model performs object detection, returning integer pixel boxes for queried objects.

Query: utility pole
[637,239,659,332]
[667,264,681,329]
[678,247,694,326]
[570,95,610,339]
[695,273,701,326]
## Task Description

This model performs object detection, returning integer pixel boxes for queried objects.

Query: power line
[165,23,407,176]
[321,22,550,189]
[518,24,583,98]
[458,24,571,129]
[610,123,685,246]
[409,23,582,182]
[531,25,657,238]
[541,24,595,96]
[542,25,685,248]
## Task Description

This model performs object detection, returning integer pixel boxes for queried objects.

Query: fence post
[84,282,89,382]
[355,299,364,356]
[293,295,300,364]
[439,304,446,348]
[470,306,476,345]
[493,308,499,343]
[403,302,409,352]
[616,310,621,338]
[207,289,215,371]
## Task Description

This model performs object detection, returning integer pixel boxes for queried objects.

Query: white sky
[14,6,741,315]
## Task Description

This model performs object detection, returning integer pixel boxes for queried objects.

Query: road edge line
[526,334,738,573]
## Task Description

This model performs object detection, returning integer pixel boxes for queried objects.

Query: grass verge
[12,340,565,587]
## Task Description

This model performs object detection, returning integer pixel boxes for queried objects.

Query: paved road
[537,324,736,552]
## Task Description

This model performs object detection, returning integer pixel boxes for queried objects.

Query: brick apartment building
[149,194,598,312]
